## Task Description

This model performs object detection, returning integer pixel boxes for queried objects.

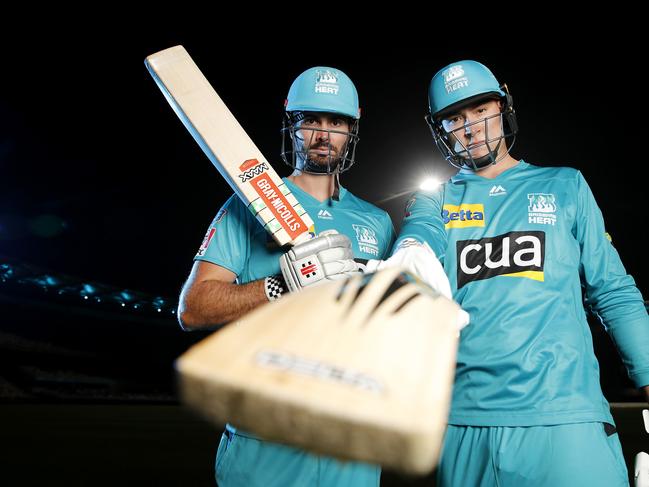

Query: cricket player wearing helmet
[395,60,649,486]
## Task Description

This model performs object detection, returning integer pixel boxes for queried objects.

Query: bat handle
[636,452,649,487]
[636,409,649,487]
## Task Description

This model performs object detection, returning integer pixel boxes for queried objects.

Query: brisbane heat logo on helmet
[456,231,545,288]
[443,65,469,94]
[315,70,339,95]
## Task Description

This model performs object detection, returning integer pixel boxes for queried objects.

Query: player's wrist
[264,274,287,301]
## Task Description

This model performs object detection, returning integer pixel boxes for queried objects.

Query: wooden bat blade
[176,267,459,474]
[145,45,313,246]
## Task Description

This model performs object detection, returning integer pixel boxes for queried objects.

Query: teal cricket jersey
[397,160,649,426]
[194,177,395,281]
[194,178,394,486]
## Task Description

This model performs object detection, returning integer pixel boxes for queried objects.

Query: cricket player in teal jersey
[177,67,394,487]
[394,60,649,486]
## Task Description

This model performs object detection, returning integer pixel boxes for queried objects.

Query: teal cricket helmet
[425,60,518,171]
[285,66,360,120]
[281,66,361,178]
[428,60,505,120]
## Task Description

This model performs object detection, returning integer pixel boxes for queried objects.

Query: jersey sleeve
[393,188,448,262]
[574,171,649,388]
[193,195,252,278]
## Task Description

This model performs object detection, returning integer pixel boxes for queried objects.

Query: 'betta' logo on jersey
[456,231,545,288]
[238,159,269,183]
[443,204,485,229]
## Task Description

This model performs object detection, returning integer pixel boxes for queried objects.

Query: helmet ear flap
[288,111,304,125]
[500,85,519,135]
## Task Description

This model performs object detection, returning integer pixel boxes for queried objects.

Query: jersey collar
[283,177,348,205]
[452,159,529,183]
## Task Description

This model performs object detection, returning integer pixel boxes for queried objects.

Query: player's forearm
[178,279,267,330]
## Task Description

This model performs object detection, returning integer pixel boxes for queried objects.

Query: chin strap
[332,168,341,202]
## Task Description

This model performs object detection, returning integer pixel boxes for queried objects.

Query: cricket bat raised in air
[145,45,314,246]
[176,267,460,475]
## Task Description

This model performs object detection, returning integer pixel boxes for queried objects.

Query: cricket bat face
[145,46,314,246]
[176,267,460,474]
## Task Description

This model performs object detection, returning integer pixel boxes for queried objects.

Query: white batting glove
[636,409,649,487]
[365,238,470,330]
[280,230,362,293]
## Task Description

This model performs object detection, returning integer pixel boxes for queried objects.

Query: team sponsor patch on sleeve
[404,197,416,218]
[196,227,216,257]
[213,208,228,224]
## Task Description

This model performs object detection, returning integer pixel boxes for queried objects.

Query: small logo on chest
[352,224,379,256]
[527,193,557,226]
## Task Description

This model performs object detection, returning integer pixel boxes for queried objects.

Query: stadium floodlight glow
[419,178,441,191]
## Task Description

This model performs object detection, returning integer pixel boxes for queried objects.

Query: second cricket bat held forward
[176,267,460,475]
[145,45,314,246]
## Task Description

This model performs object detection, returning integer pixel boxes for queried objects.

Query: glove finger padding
[280,230,359,293]
[317,245,354,263]
[319,245,360,276]
[288,232,351,261]
[321,259,362,276]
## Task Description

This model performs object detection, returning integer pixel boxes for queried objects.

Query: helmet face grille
[280,115,360,175]
[425,94,518,171]
[282,66,361,175]
[425,61,518,171]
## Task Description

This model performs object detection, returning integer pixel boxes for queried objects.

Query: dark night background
[2,27,648,297]
[1,19,647,486]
